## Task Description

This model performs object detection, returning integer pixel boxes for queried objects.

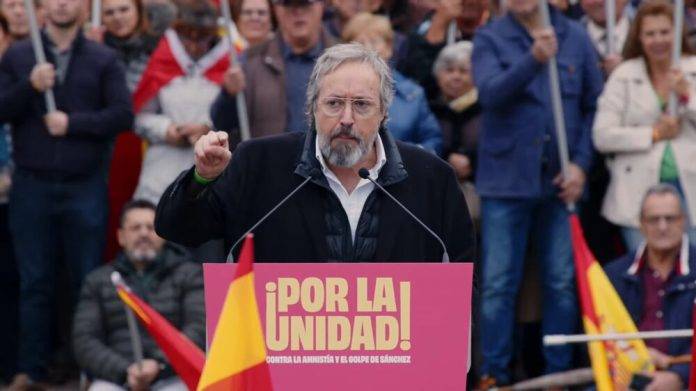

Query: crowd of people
[0,0,695,388]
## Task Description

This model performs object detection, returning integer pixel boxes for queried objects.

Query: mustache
[330,125,358,140]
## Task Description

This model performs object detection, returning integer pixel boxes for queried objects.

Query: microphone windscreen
[358,168,370,179]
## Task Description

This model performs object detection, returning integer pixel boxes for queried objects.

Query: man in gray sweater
[72,200,204,391]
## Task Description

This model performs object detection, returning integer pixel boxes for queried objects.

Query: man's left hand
[44,111,68,137]
[645,371,683,391]
[553,163,586,204]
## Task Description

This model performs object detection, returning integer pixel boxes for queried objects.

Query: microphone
[225,169,319,262]
[358,168,450,263]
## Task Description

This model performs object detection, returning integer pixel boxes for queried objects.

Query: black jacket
[155,130,476,263]
[72,245,204,384]
[0,31,133,176]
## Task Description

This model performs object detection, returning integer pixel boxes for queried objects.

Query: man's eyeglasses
[241,9,270,18]
[642,214,683,226]
[318,97,379,118]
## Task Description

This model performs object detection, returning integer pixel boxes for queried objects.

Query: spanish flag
[570,215,654,390]
[197,235,273,391]
[111,272,206,391]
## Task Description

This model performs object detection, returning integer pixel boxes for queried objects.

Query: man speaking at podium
[155,44,475,263]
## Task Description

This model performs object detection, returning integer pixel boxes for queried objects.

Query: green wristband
[193,170,215,185]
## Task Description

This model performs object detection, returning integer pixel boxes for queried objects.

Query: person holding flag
[471,0,604,386]
[604,184,696,390]
[73,199,204,391]
[132,0,229,205]
[593,0,696,254]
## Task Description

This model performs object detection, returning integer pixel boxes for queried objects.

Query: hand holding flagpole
[219,0,251,142]
[24,0,56,113]
[538,0,575,212]
[668,0,685,116]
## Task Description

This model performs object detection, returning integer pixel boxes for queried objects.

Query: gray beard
[318,124,374,168]
[126,248,158,263]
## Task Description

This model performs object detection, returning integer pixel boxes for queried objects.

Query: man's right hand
[30,63,56,92]
[531,28,558,63]
[222,64,246,96]
[194,131,232,181]
[126,359,160,391]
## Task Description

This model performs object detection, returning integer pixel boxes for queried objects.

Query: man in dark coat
[73,200,204,391]
[156,43,475,264]
[605,184,696,391]
[0,0,133,382]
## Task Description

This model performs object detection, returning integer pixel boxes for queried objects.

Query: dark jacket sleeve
[572,33,604,174]
[178,262,206,349]
[67,56,134,140]
[72,273,130,384]
[472,31,542,110]
[443,167,476,262]
[210,90,240,132]
[156,142,250,247]
[396,32,444,100]
[0,48,38,122]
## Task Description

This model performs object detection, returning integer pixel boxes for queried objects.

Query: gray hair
[640,183,685,218]
[306,43,394,121]
[432,41,474,76]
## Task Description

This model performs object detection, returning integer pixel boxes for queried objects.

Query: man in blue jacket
[0,0,133,384]
[472,0,603,386]
[605,184,695,391]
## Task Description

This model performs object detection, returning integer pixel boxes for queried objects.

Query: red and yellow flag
[112,273,206,391]
[197,235,273,391]
[570,215,654,391]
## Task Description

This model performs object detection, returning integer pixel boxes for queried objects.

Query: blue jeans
[479,197,577,383]
[9,169,107,380]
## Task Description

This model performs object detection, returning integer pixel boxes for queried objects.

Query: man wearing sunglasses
[605,183,696,391]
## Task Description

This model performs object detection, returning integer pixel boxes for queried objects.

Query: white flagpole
[668,0,685,116]
[605,0,616,55]
[111,272,144,369]
[91,0,101,28]
[544,329,693,345]
[219,0,251,142]
[447,21,457,45]
[538,0,574,212]
[24,0,56,113]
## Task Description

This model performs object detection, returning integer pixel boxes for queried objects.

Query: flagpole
[668,0,684,116]
[605,0,616,55]
[111,272,145,370]
[24,0,56,113]
[538,0,574,212]
[219,0,251,142]
[544,329,694,345]
[447,21,457,45]
[91,0,101,29]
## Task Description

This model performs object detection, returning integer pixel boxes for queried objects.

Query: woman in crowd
[342,12,443,155]
[90,0,160,91]
[430,41,481,218]
[234,0,274,47]
[593,0,696,252]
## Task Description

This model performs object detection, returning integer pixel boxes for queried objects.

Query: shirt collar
[628,234,690,276]
[314,133,387,186]
[280,36,324,60]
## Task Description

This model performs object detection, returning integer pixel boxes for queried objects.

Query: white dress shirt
[315,134,387,242]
